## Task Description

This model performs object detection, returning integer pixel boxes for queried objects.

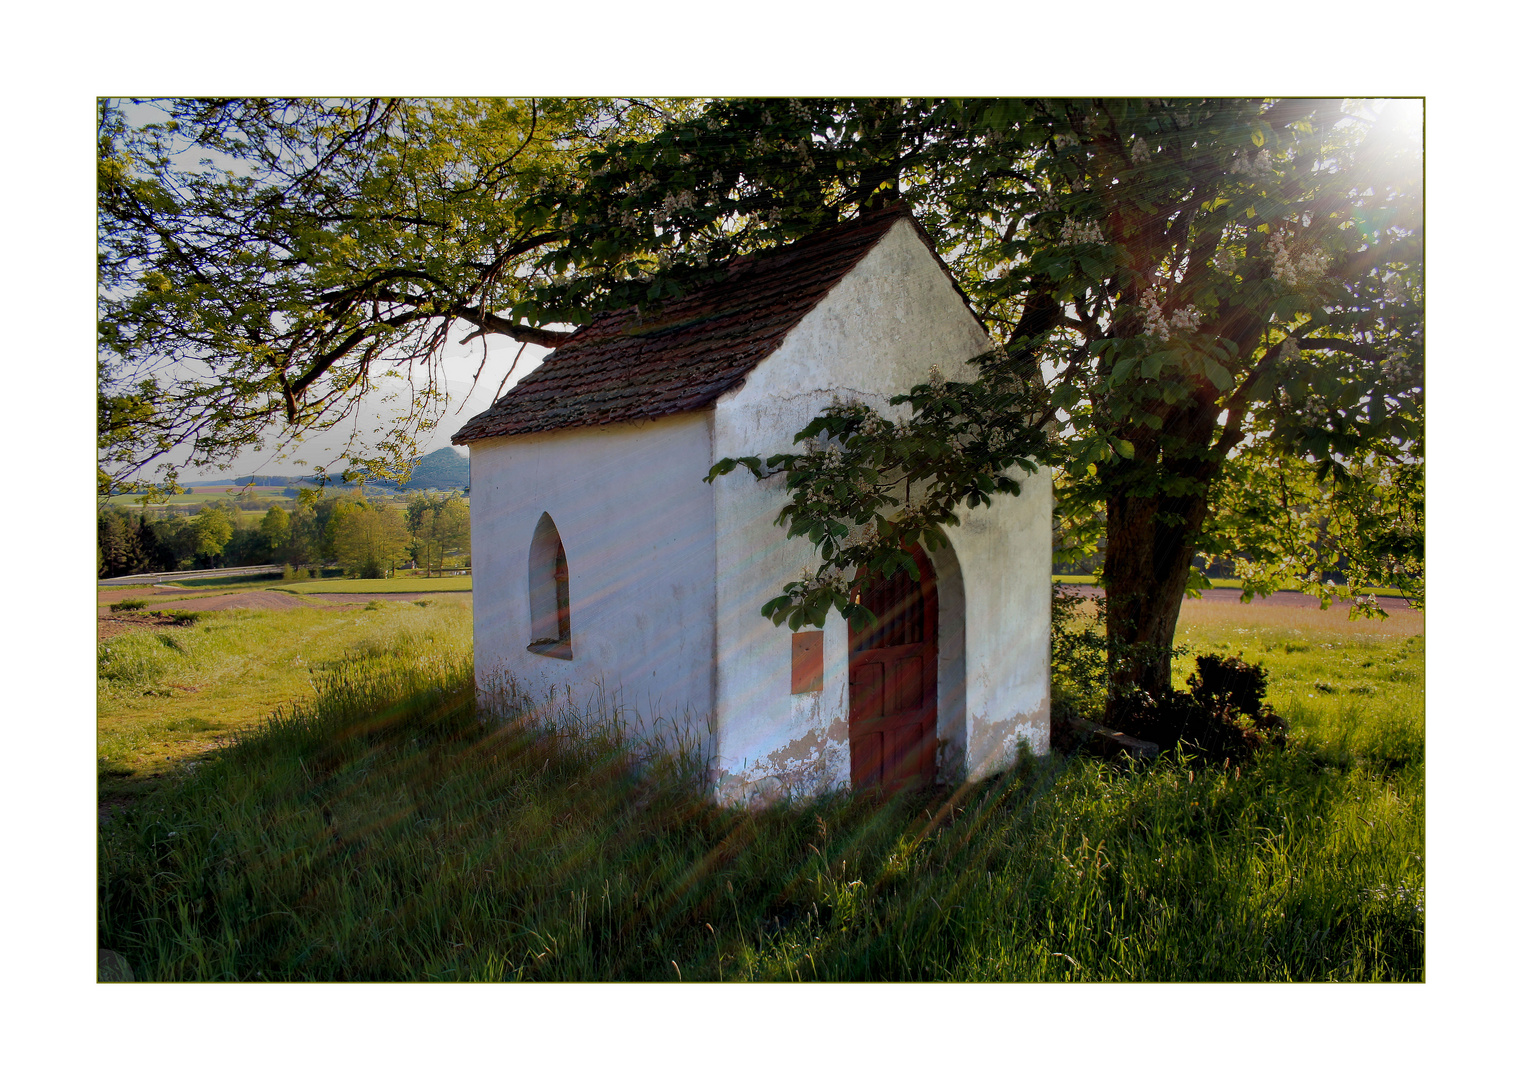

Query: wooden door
[848,546,937,792]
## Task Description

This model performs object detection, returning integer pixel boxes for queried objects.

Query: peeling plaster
[716,708,851,809]
[966,693,1051,782]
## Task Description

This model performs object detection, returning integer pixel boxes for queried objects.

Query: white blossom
[1140,287,1170,340]
[1059,217,1106,245]
[1053,132,1079,149]
[1138,287,1201,342]
[1130,137,1151,165]
[847,519,879,547]
[1296,249,1330,280]
[1281,337,1301,362]
[1229,148,1274,179]
[927,365,945,388]
[1212,248,1237,275]
[1384,352,1415,384]
[1269,229,1329,288]
[794,564,847,593]
[1168,306,1202,334]
[1268,229,1297,286]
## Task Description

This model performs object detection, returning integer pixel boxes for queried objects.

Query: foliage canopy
[99,97,1423,702]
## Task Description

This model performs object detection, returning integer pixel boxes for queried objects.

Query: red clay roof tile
[454,205,950,444]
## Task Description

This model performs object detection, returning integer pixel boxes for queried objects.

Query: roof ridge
[453,204,941,445]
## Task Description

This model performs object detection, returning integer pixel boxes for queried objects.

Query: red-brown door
[848,545,937,792]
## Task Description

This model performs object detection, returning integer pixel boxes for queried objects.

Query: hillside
[401,447,470,490]
[201,447,470,493]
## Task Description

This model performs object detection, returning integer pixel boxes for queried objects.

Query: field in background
[101,486,297,510]
[1052,573,1412,600]
[272,576,473,595]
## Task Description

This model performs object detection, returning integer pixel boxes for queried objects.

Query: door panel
[851,661,884,721]
[886,655,922,715]
[848,546,937,793]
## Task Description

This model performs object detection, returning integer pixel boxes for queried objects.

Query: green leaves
[731,358,1050,628]
[98,97,630,495]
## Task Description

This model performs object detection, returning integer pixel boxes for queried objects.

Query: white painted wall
[709,218,1051,803]
[941,466,1053,780]
[468,411,718,759]
[466,218,1050,806]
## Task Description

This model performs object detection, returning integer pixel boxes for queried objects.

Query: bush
[109,599,146,613]
[150,609,203,627]
[1188,652,1270,716]
[1051,584,1107,721]
[1118,653,1285,762]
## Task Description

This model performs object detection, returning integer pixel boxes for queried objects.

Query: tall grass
[97,603,473,791]
[99,619,1422,981]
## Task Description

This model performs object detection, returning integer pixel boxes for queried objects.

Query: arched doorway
[848,545,937,792]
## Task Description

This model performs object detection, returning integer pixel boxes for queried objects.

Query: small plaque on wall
[791,630,824,694]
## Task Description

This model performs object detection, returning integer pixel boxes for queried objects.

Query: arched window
[527,512,572,659]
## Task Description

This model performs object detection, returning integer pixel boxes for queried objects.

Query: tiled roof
[454,204,962,443]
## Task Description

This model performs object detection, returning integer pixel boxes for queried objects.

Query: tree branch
[450,304,574,348]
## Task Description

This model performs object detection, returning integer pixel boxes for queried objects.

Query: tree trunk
[1101,484,1212,727]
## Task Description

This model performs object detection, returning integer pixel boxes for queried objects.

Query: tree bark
[1100,450,1216,727]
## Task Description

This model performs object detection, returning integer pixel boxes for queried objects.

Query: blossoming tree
[100,97,1423,717]
[530,97,1423,713]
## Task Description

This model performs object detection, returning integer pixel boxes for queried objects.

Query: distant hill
[401,447,470,490]
[215,448,470,493]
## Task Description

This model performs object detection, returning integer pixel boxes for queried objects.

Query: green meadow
[97,588,1422,982]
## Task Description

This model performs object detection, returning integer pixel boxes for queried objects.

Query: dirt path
[97,589,324,640]
[301,591,471,605]
[1057,584,1416,610]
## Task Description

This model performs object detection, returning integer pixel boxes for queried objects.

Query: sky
[108,98,560,485]
[177,343,554,482]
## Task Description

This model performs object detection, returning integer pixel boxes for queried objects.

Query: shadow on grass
[99,644,1424,983]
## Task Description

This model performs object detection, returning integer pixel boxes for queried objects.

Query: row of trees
[97,492,470,579]
[98,503,239,577]
[99,98,1422,716]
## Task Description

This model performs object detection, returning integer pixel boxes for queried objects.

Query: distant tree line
[219,449,470,495]
[98,490,470,579]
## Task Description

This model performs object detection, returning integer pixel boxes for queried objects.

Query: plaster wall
[944,466,1053,780]
[468,411,718,758]
[709,218,1050,804]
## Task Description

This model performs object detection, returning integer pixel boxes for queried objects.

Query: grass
[98,600,1422,982]
[271,576,473,594]
[96,602,472,801]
